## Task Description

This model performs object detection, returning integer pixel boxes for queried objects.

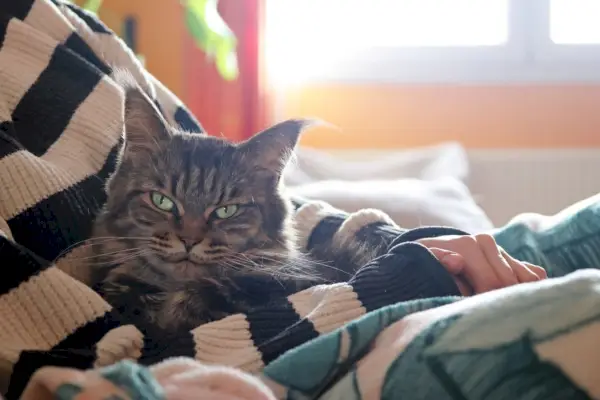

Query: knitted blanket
[17,269,600,399]
[0,1,466,397]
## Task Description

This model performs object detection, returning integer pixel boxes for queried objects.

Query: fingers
[477,234,519,287]
[428,248,465,275]
[429,248,472,296]
[419,234,549,296]
[454,235,503,293]
[500,249,547,282]
[523,262,548,279]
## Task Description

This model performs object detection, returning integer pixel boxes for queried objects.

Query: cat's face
[99,77,312,281]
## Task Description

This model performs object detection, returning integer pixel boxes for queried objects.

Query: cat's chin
[171,260,196,269]
[158,251,217,265]
[141,253,206,279]
[157,260,213,281]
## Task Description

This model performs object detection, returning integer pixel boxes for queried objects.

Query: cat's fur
[88,75,322,333]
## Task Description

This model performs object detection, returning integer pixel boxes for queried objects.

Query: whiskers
[221,251,352,284]
[74,247,153,267]
[54,236,155,265]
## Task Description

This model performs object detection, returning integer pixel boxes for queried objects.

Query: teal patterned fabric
[494,199,600,278]
[53,361,164,400]
[262,297,460,397]
[262,272,600,399]
[259,197,600,399]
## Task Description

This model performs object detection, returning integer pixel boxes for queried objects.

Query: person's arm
[291,196,464,293]
[291,196,547,297]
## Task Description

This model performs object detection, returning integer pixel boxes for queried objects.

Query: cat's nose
[179,219,207,251]
[180,237,200,252]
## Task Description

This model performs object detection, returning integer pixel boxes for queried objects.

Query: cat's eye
[213,204,239,219]
[150,191,176,213]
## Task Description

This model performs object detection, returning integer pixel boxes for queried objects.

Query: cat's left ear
[239,119,318,174]
[114,70,171,156]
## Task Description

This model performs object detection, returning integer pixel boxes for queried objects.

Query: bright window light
[551,0,600,44]
[264,0,508,85]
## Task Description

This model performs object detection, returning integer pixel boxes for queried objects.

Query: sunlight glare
[264,0,508,85]
[551,0,600,44]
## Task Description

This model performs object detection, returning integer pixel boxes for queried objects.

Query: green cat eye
[150,191,176,212]
[213,204,239,219]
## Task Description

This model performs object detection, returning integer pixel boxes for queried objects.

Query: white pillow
[289,177,494,234]
[284,142,469,186]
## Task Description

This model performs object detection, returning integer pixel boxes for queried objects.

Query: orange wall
[99,0,186,99]
[95,0,252,141]
[282,84,600,149]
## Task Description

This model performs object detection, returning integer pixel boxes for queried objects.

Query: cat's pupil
[152,192,174,211]
[215,204,239,219]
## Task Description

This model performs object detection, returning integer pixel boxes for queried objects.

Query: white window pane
[266,0,508,48]
[372,0,508,47]
[264,0,508,84]
[551,0,600,44]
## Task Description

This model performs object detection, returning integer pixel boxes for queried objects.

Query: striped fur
[0,1,465,398]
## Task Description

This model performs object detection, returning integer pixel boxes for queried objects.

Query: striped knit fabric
[0,1,467,398]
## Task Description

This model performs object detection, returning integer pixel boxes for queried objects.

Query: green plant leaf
[183,0,239,80]
[82,0,103,14]
[185,6,210,52]
[215,41,238,81]
[76,0,238,81]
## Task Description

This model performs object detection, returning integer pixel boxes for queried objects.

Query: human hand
[417,234,547,296]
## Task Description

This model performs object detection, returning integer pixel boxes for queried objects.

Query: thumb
[428,248,465,274]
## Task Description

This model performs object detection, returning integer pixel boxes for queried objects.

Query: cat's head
[101,76,313,281]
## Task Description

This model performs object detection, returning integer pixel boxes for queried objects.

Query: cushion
[284,142,470,186]
[288,177,494,233]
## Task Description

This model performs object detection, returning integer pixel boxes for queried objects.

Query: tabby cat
[88,76,327,333]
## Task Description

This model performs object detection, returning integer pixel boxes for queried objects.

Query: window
[264,0,600,84]
[550,0,600,44]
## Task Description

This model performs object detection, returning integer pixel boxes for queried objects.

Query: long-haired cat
[88,75,324,333]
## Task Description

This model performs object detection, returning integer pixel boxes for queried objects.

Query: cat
[87,74,329,333]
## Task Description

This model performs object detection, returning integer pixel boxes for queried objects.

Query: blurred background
[85,0,600,232]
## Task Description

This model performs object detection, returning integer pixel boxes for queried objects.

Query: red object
[182,0,267,142]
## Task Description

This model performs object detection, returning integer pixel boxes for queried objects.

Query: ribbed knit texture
[0,1,465,398]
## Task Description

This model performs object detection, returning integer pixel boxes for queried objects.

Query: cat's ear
[115,71,171,155]
[239,119,318,174]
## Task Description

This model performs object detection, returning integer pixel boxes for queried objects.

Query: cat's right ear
[114,71,171,156]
